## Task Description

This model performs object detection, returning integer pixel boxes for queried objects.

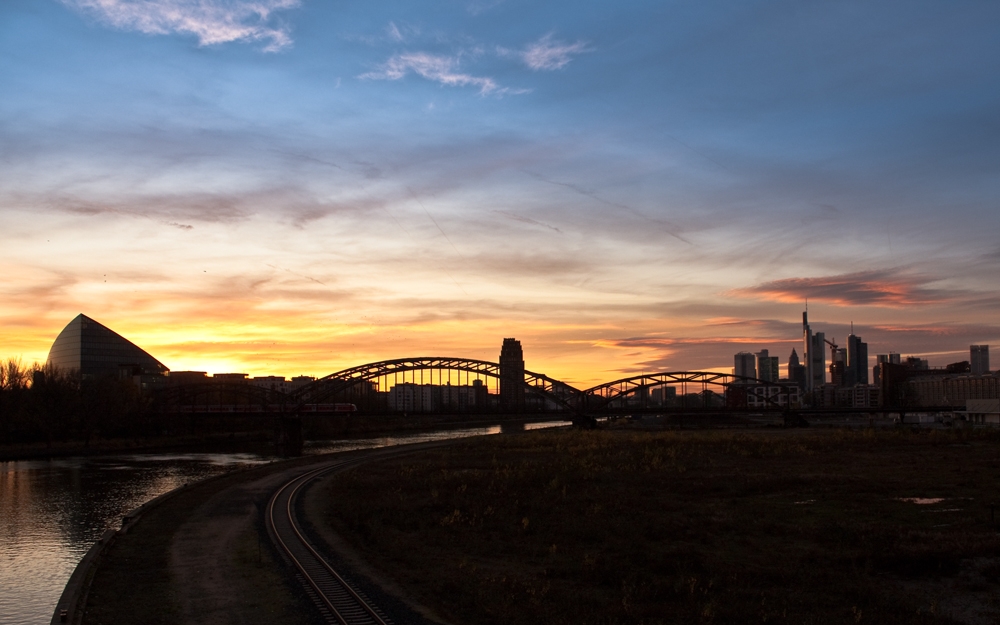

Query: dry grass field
[318,427,1000,625]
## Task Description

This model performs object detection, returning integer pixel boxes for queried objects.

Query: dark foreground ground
[315,427,1000,625]
[81,455,324,625]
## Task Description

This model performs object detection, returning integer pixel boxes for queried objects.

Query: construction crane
[824,337,838,360]
[825,337,844,385]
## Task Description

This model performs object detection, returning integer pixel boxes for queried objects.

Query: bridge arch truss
[582,372,801,411]
[293,357,581,412]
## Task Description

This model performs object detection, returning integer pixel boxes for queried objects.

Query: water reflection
[1,421,567,625]
[1,453,272,625]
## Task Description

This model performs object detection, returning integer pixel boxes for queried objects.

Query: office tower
[846,332,869,386]
[734,352,757,379]
[874,354,889,385]
[787,348,806,388]
[499,338,525,411]
[803,311,826,391]
[756,349,779,383]
[971,345,990,375]
[830,347,847,386]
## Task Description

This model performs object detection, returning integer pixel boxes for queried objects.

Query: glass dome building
[46,314,169,378]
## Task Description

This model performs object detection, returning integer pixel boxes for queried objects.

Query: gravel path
[81,444,451,625]
[170,467,300,624]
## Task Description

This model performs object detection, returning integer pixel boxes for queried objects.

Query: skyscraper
[971,345,990,375]
[734,352,757,379]
[803,311,826,391]
[499,338,526,411]
[846,332,869,386]
[873,353,901,385]
[756,349,779,382]
[787,348,806,388]
[830,347,846,386]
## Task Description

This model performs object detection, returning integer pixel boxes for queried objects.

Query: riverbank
[46,425,539,625]
[0,413,568,461]
[77,452,327,625]
[311,427,1000,625]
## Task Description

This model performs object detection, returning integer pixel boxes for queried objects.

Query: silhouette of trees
[0,358,155,447]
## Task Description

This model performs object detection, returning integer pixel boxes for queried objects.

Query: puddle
[897,497,946,505]
[793,500,816,505]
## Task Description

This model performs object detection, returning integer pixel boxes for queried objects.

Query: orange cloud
[729,270,956,307]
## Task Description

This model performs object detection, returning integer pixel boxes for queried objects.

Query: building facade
[734,352,757,379]
[845,333,869,386]
[803,311,826,392]
[971,345,991,376]
[47,314,169,379]
[499,338,526,411]
[756,349,779,383]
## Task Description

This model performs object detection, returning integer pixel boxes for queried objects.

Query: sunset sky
[2,0,998,387]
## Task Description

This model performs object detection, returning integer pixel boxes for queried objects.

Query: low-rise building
[744,384,802,409]
[964,399,1000,426]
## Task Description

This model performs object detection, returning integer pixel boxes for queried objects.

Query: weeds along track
[266,445,442,625]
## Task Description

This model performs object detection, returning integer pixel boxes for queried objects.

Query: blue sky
[1,0,999,383]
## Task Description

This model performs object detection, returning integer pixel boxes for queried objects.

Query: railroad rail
[266,457,392,625]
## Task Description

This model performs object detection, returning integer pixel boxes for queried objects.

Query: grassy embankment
[319,427,1000,625]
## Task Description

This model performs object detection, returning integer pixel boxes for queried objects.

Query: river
[0,421,569,625]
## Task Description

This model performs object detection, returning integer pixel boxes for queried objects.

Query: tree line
[0,358,155,447]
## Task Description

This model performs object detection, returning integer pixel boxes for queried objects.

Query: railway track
[266,456,394,625]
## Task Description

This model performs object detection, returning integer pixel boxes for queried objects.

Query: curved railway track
[266,456,393,625]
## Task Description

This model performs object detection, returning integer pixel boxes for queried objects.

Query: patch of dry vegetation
[321,428,1000,625]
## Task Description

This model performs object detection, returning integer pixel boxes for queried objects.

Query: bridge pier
[276,415,303,456]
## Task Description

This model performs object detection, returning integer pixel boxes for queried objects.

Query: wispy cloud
[493,210,562,233]
[514,33,591,70]
[730,270,956,307]
[61,0,301,51]
[386,21,404,42]
[523,170,690,243]
[360,52,523,95]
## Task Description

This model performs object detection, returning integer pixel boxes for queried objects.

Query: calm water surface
[1,422,569,625]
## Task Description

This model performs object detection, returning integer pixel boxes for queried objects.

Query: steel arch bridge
[582,371,800,411]
[151,359,800,417]
[292,356,581,412]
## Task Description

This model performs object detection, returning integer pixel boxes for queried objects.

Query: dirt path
[82,457,327,625]
[169,467,301,625]
[81,443,455,625]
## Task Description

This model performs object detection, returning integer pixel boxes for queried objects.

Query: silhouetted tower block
[971,345,990,375]
[846,332,868,386]
[830,347,847,386]
[787,348,806,388]
[756,349,779,383]
[499,338,525,412]
[734,352,756,379]
[802,311,826,391]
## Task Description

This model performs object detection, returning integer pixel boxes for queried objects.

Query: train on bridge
[174,403,358,414]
